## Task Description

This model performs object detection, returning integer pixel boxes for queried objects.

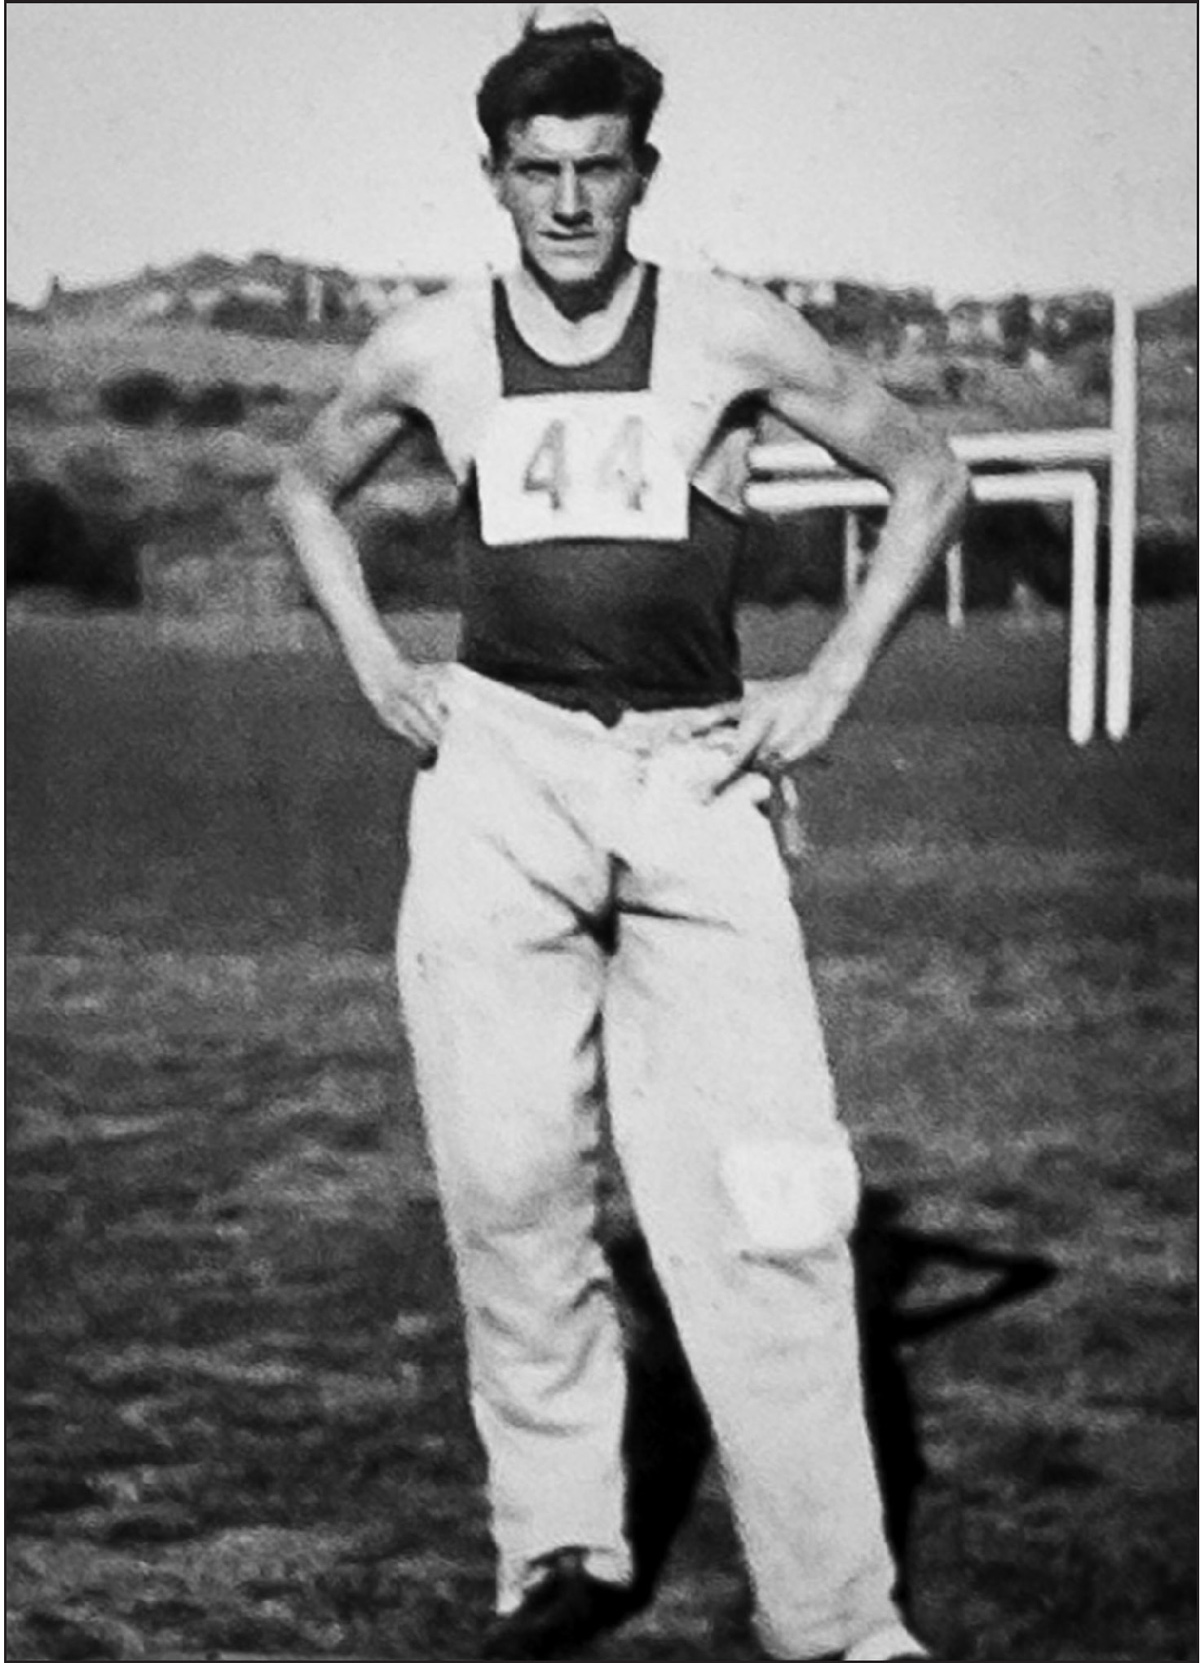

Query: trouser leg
[397,718,630,1612]
[605,764,901,1660]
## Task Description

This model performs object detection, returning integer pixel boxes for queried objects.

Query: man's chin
[527,244,614,292]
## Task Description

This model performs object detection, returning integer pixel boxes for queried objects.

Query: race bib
[476,391,691,547]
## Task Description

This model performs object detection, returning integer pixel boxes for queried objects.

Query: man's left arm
[716,295,971,786]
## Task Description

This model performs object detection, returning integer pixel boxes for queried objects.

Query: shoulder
[346,278,494,412]
[656,267,794,345]
[656,266,834,393]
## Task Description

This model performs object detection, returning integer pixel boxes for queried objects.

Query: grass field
[5,607,1197,1662]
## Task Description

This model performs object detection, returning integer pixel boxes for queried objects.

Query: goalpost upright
[1106,293,1139,742]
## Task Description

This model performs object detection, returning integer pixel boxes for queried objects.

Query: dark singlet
[455,266,745,725]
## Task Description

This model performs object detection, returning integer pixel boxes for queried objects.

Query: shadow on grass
[852,1189,1057,1599]
[608,1189,1058,1626]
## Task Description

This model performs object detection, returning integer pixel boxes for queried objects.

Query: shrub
[1041,295,1113,358]
[6,479,88,590]
[208,293,302,338]
[1072,346,1112,402]
[1134,535,1198,603]
[998,293,1036,366]
[942,363,970,404]
[180,382,248,428]
[960,497,1067,608]
[210,292,370,344]
[6,387,58,421]
[60,441,139,516]
[5,476,141,606]
[98,370,182,427]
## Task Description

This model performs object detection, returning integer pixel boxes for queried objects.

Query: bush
[209,293,304,339]
[98,370,182,427]
[210,292,370,344]
[6,479,87,590]
[180,382,248,428]
[5,476,141,606]
[961,497,1068,608]
[6,387,58,421]
[1072,346,1112,401]
[998,293,1036,366]
[1041,295,1113,358]
[942,363,970,404]
[60,442,139,517]
[1133,536,1198,603]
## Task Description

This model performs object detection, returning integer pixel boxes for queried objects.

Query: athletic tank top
[454,266,745,724]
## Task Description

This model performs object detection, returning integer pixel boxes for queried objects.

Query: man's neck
[517,251,638,324]
[506,256,646,366]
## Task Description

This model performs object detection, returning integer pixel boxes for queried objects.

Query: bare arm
[269,324,451,757]
[716,295,970,786]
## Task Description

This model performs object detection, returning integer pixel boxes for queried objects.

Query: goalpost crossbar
[746,471,1101,745]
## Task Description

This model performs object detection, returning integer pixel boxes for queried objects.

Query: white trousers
[397,667,902,1659]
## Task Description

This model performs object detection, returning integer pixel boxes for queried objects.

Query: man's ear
[634,144,661,203]
[482,150,506,202]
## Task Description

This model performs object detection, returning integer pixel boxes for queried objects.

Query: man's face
[489,113,655,296]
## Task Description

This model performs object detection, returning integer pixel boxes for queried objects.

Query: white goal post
[746,296,1138,745]
[748,470,1100,746]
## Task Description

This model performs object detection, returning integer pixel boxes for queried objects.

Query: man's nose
[552,166,587,222]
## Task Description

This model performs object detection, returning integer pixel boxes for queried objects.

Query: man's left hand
[708,673,855,796]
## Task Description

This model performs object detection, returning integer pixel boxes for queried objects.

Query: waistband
[448,666,742,754]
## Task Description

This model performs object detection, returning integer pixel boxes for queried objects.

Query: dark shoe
[480,1549,638,1660]
[805,1654,929,1662]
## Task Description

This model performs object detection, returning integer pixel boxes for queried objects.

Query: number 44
[523,417,648,514]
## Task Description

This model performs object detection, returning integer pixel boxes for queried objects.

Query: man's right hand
[355,650,454,762]
[270,309,459,766]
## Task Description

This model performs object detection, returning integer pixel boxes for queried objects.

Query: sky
[5,1,1197,306]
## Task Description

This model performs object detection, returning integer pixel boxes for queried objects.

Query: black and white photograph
[6,4,1197,1659]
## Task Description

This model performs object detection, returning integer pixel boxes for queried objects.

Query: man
[273,9,969,1659]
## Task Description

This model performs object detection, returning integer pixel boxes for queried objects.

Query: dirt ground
[6,607,1197,1661]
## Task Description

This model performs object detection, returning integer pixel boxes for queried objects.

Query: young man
[273,9,969,1659]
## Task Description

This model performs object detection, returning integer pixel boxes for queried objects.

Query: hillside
[1141,285,1198,339]
[5,262,1196,616]
[17,254,1198,361]
[29,252,447,339]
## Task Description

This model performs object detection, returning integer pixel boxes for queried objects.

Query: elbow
[268,460,305,517]
[265,478,287,533]
[266,465,297,530]
[904,447,971,543]
[940,453,972,542]
[949,448,972,505]
[268,460,327,536]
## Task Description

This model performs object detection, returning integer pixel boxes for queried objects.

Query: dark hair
[477,24,664,157]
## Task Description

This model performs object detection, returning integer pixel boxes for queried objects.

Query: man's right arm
[269,324,451,759]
